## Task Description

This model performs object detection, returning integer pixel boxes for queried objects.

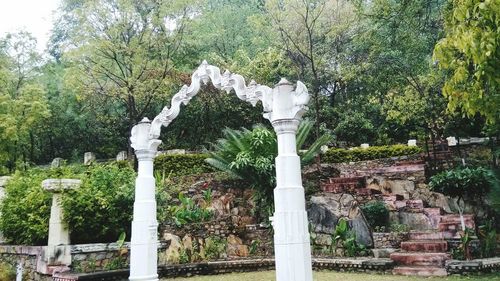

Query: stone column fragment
[42,179,81,266]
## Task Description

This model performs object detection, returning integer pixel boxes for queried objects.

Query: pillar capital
[263,79,310,123]
[130,118,162,154]
[272,119,300,135]
[42,179,81,193]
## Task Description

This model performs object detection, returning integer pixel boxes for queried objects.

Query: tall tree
[62,0,198,155]
[433,0,499,124]
[264,0,355,138]
[0,32,50,172]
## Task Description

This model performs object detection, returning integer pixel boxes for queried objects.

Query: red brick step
[390,252,451,266]
[401,240,447,252]
[393,266,447,277]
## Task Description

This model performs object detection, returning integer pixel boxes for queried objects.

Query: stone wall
[372,232,408,249]
[70,243,131,273]
[0,246,50,281]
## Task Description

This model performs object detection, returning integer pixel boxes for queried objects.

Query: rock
[51,158,64,168]
[314,233,332,246]
[83,152,96,165]
[366,176,415,199]
[182,235,193,253]
[116,151,127,161]
[349,217,374,247]
[226,234,249,257]
[411,184,452,213]
[372,248,397,258]
[162,233,182,263]
[210,198,225,217]
[308,194,373,247]
[395,211,433,230]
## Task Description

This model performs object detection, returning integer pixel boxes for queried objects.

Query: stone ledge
[53,258,394,280]
[0,245,43,255]
[446,257,500,274]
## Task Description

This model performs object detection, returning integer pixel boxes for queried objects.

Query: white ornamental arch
[129,61,313,281]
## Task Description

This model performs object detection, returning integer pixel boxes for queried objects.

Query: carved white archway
[129,61,313,281]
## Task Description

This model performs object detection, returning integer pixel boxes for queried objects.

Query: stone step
[328,176,365,184]
[408,231,443,240]
[390,252,451,266]
[406,199,424,210]
[439,214,475,230]
[401,240,448,252]
[393,266,447,277]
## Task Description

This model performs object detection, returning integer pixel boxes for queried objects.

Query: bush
[0,162,136,245]
[0,166,83,245]
[0,262,15,281]
[323,145,422,163]
[429,167,495,200]
[61,163,136,243]
[361,201,389,229]
[154,154,214,177]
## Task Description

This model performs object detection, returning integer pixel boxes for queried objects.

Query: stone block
[83,152,96,165]
[51,158,64,168]
[372,248,397,258]
[116,151,127,161]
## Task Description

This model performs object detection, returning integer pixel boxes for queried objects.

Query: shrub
[206,120,330,220]
[0,162,136,245]
[0,262,15,281]
[154,154,214,177]
[429,167,495,201]
[167,192,213,226]
[323,145,422,163]
[0,165,82,245]
[61,163,136,243]
[361,201,389,229]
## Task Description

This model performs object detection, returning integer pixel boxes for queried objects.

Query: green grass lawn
[167,271,500,281]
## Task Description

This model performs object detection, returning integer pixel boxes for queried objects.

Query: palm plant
[206,120,330,220]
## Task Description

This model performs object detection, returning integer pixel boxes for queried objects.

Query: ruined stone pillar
[42,179,81,266]
[129,118,161,281]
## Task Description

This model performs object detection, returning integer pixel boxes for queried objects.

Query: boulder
[393,211,433,230]
[411,184,452,213]
[162,233,182,263]
[366,176,415,199]
[308,194,373,247]
[226,234,249,257]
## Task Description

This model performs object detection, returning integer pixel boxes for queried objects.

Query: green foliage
[154,154,214,177]
[452,228,475,260]
[434,0,500,124]
[0,162,137,245]
[206,120,330,220]
[204,236,227,261]
[429,167,496,200]
[0,262,15,281]
[0,168,65,245]
[361,201,389,229]
[478,221,497,258]
[167,193,213,227]
[332,218,366,257]
[323,145,422,163]
[61,163,136,243]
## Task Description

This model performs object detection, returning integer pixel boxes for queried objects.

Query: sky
[0,0,61,52]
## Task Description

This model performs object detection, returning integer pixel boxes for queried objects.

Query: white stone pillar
[42,179,81,266]
[129,118,161,281]
[268,79,313,281]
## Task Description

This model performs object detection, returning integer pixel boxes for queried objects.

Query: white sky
[0,0,61,52]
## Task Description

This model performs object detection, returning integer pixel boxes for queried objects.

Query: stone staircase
[391,231,449,276]
[390,214,476,276]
